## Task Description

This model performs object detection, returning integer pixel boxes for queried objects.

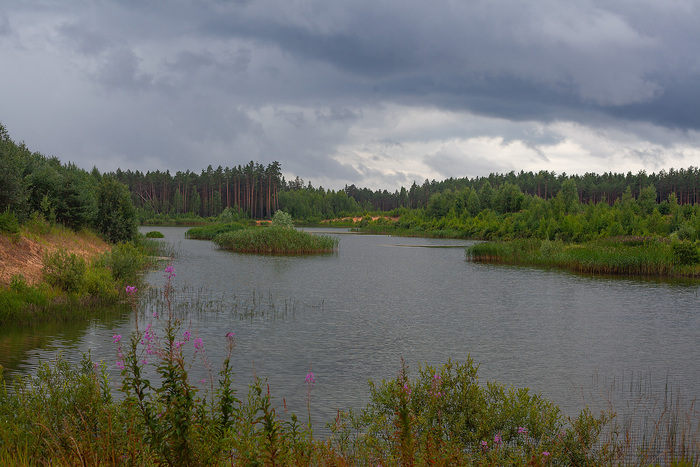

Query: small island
[189,211,339,254]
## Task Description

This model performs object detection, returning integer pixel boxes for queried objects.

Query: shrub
[42,250,87,294]
[671,240,700,265]
[103,242,146,283]
[271,210,294,229]
[144,230,165,238]
[0,208,19,235]
[82,265,118,301]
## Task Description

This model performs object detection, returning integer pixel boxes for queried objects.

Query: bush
[0,208,19,235]
[82,265,118,301]
[271,210,294,229]
[671,240,700,265]
[144,230,165,238]
[102,242,146,283]
[42,250,87,294]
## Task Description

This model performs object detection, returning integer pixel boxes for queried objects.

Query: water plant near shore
[467,237,700,277]
[214,226,339,254]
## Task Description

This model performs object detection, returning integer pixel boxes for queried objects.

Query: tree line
[0,123,137,242]
[109,161,283,220]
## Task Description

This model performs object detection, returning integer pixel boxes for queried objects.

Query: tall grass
[214,227,339,254]
[467,238,700,277]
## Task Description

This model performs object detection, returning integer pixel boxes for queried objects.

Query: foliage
[96,176,139,243]
[0,123,28,217]
[0,209,19,235]
[100,242,148,284]
[145,230,165,238]
[467,237,700,277]
[671,240,700,265]
[42,250,88,294]
[214,226,339,254]
[271,209,294,229]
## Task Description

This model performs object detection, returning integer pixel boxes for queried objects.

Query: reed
[467,238,700,278]
[213,226,339,254]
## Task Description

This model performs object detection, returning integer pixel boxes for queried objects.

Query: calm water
[2,226,699,430]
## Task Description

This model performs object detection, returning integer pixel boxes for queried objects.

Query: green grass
[466,237,700,277]
[213,226,339,254]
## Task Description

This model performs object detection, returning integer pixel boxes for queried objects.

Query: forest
[108,157,700,224]
[2,121,700,242]
[0,124,137,243]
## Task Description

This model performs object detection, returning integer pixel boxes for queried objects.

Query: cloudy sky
[2,1,700,190]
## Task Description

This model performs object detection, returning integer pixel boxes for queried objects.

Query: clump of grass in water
[583,371,700,466]
[141,285,318,321]
[214,226,339,254]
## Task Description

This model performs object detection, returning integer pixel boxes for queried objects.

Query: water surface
[2,226,698,430]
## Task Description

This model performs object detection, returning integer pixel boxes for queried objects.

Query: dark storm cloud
[3,0,700,190]
[195,0,700,131]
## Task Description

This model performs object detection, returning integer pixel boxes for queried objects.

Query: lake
[2,226,699,431]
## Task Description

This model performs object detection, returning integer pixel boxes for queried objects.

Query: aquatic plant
[466,237,700,278]
[214,226,339,254]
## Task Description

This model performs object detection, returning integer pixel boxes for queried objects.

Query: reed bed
[467,238,700,277]
[140,285,321,322]
[214,226,339,254]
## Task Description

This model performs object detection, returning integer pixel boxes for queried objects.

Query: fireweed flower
[305,371,316,387]
[183,330,191,342]
[542,451,550,457]
[164,265,176,279]
[226,331,235,340]
[518,426,528,435]
[194,337,203,350]
[112,334,122,343]
[125,285,138,294]
[494,433,503,445]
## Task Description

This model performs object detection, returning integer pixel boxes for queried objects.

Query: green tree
[0,123,28,216]
[95,177,138,243]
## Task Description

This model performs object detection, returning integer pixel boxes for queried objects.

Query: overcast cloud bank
[2,0,700,190]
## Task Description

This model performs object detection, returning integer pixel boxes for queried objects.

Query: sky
[2,0,700,191]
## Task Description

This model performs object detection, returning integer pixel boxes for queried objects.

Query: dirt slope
[0,229,111,287]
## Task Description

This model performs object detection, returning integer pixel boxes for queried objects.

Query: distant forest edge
[110,160,700,223]
[2,121,700,227]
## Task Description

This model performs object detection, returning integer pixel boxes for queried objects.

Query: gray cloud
[2,0,700,190]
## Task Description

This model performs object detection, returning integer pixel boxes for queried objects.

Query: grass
[466,237,700,278]
[213,226,339,254]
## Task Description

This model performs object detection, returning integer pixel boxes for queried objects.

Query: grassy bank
[466,237,700,277]
[213,226,339,254]
[0,222,167,325]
